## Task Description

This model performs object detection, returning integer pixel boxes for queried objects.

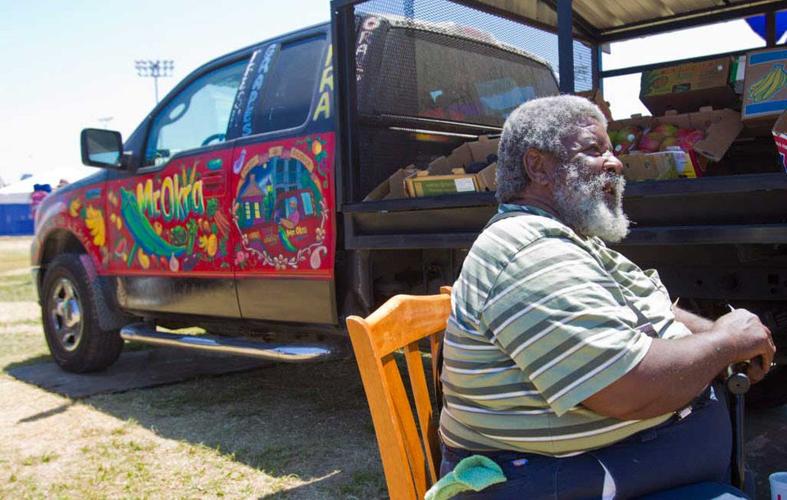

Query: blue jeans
[440,385,747,499]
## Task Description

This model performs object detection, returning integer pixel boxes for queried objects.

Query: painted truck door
[227,33,337,324]
[105,57,249,317]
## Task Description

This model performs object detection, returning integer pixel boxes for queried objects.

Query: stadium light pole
[97,116,113,129]
[135,60,174,105]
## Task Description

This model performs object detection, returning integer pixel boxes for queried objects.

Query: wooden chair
[346,287,452,500]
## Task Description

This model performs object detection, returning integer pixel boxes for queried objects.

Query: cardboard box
[428,136,498,175]
[363,166,417,201]
[475,162,497,192]
[467,135,499,164]
[742,47,787,123]
[447,143,474,171]
[640,57,738,116]
[427,155,453,175]
[405,174,479,197]
[772,111,787,172]
[610,107,743,162]
[620,150,699,181]
[577,89,612,121]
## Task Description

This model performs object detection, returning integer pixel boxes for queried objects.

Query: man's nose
[603,153,624,176]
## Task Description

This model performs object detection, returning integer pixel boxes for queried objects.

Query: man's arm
[583,309,774,420]
[672,304,714,333]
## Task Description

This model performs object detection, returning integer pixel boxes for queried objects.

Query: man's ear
[523,148,552,186]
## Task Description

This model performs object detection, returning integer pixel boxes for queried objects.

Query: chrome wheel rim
[49,277,83,352]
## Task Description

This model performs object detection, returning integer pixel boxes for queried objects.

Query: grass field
[0,237,387,498]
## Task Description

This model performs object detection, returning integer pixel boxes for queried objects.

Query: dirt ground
[0,237,387,499]
[1,235,786,499]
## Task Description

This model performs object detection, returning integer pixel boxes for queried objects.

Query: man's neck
[507,193,561,220]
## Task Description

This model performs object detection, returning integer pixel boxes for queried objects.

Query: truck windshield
[360,26,559,127]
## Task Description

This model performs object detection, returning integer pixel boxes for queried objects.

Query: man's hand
[583,308,776,420]
[712,309,775,384]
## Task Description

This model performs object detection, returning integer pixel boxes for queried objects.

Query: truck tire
[41,254,124,373]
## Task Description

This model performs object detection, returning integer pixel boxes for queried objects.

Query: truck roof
[471,0,784,41]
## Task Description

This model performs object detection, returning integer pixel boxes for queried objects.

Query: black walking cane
[726,362,750,491]
[725,303,751,492]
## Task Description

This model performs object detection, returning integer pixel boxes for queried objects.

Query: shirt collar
[498,203,560,222]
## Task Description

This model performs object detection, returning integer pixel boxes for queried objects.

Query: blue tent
[0,204,34,235]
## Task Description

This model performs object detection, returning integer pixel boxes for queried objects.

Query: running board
[120,323,335,362]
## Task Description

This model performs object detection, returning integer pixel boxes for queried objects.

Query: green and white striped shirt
[439,203,692,456]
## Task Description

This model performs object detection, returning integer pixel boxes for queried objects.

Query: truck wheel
[41,254,124,373]
[746,366,787,410]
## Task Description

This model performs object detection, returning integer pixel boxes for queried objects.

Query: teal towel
[424,455,507,500]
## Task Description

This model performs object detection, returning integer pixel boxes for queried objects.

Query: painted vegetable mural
[106,161,233,273]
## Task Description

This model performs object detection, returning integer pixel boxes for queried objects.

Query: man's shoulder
[477,211,586,260]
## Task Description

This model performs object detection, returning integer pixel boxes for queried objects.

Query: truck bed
[343,172,787,249]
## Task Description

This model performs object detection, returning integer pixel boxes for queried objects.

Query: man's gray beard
[552,157,629,243]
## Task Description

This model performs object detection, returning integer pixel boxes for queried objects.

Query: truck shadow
[81,356,389,498]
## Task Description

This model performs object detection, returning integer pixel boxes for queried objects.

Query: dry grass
[0,236,387,499]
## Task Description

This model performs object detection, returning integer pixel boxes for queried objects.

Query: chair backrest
[346,289,452,500]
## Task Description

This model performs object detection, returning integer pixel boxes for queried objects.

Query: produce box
[640,57,738,116]
[610,107,742,163]
[467,135,499,164]
[427,135,499,175]
[405,172,479,197]
[620,150,699,181]
[772,111,787,172]
[364,166,417,201]
[742,47,787,123]
[475,162,497,192]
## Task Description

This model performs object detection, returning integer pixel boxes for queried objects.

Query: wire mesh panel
[346,0,593,201]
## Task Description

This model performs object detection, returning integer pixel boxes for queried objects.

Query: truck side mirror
[80,128,125,169]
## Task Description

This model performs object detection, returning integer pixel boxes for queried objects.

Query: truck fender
[77,253,135,331]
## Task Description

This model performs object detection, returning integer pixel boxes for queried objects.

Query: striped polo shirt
[439,203,692,457]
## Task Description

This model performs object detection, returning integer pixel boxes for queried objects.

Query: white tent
[0,173,71,204]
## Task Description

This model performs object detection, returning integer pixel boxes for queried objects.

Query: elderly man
[439,95,775,498]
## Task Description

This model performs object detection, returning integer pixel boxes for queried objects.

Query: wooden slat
[384,355,428,498]
[404,344,439,483]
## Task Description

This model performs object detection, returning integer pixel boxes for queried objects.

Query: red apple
[652,123,678,137]
[677,128,705,151]
[638,133,662,153]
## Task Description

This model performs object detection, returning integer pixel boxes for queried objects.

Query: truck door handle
[202,174,225,195]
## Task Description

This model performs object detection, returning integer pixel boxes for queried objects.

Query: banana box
[742,48,787,123]
[620,150,699,182]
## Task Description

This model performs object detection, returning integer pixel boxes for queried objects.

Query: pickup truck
[32,0,787,406]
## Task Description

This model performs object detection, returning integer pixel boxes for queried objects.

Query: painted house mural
[233,135,333,272]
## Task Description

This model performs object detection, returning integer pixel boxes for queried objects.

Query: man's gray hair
[496,95,608,203]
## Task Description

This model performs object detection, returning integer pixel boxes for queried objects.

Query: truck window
[362,27,558,126]
[144,59,248,166]
[251,36,326,134]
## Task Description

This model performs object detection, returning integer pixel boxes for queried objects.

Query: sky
[0,1,772,188]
